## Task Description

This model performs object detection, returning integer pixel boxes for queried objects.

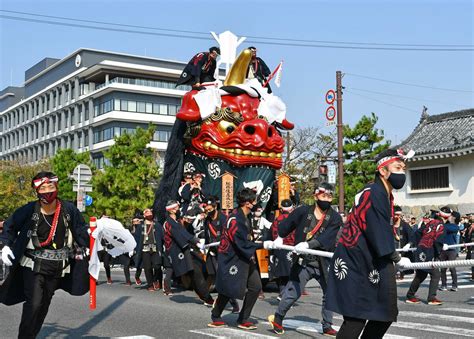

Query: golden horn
[224,49,252,86]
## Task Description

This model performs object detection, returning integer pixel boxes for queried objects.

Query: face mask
[254,211,262,217]
[250,204,259,212]
[175,210,181,219]
[37,191,58,204]
[387,172,406,189]
[316,200,331,211]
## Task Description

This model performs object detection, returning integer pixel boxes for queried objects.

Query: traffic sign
[85,195,93,206]
[73,164,92,184]
[325,90,336,105]
[73,184,93,192]
[326,106,336,121]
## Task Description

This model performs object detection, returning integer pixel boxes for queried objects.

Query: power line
[345,73,474,93]
[345,89,421,113]
[346,87,454,105]
[2,9,473,48]
[1,13,474,52]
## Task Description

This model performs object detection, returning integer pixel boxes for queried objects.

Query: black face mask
[250,204,259,212]
[316,200,331,211]
[388,172,406,189]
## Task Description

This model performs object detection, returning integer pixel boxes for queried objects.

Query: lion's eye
[217,121,237,135]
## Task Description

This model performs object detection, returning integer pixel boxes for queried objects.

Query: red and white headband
[281,205,293,212]
[438,210,451,218]
[33,176,59,189]
[377,149,415,171]
[165,202,180,211]
[314,187,334,196]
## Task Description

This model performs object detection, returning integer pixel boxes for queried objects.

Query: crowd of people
[1,147,474,338]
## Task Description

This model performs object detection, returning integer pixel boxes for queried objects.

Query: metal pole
[336,71,344,213]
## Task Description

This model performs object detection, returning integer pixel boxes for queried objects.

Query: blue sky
[1,0,472,144]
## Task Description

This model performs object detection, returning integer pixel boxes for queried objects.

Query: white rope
[399,259,474,270]
[396,242,474,253]
[204,241,220,249]
[272,244,334,258]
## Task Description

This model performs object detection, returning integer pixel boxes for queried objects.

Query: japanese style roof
[399,108,474,160]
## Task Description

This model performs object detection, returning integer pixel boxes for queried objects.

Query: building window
[137,102,146,113]
[410,166,449,190]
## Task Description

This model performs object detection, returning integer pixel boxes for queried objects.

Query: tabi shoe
[135,277,142,286]
[203,298,215,307]
[147,286,155,292]
[208,318,227,328]
[323,327,338,337]
[438,285,448,291]
[268,315,284,335]
[428,298,443,305]
[107,278,113,285]
[125,281,132,286]
[163,290,174,296]
[405,297,421,304]
[237,321,257,330]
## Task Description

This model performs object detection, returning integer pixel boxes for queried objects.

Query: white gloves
[1,246,15,266]
[197,241,207,251]
[402,243,412,251]
[442,244,449,251]
[263,240,274,250]
[397,257,412,268]
[273,236,283,248]
[295,242,309,253]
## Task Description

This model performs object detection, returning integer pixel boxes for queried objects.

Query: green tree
[92,126,161,222]
[50,149,93,202]
[342,112,390,208]
[0,160,50,220]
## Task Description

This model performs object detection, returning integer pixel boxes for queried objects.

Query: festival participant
[464,217,474,281]
[203,196,240,313]
[0,172,89,338]
[289,179,301,207]
[163,200,214,305]
[326,149,413,339]
[131,214,144,285]
[209,188,274,330]
[134,209,163,291]
[176,47,220,89]
[247,46,272,92]
[406,208,445,305]
[393,206,415,280]
[268,199,295,299]
[268,183,341,336]
[439,208,460,291]
[178,172,194,215]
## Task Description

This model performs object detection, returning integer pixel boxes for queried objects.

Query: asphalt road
[0,267,473,338]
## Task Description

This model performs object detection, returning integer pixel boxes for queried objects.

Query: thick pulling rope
[398,259,474,270]
[396,242,474,252]
[272,244,334,258]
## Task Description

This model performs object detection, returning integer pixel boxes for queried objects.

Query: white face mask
[254,211,262,217]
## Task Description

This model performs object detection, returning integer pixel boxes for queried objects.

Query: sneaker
[428,298,443,305]
[237,321,257,330]
[153,282,161,290]
[135,277,142,286]
[438,286,448,291]
[323,327,338,337]
[450,287,458,292]
[268,315,284,335]
[208,318,227,328]
[163,290,174,296]
[204,299,215,307]
[406,297,421,304]
[107,278,113,285]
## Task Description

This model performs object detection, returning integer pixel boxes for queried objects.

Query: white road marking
[400,310,474,324]
[190,328,277,338]
[282,319,414,338]
[441,307,474,314]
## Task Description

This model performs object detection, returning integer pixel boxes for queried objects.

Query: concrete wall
[393,153,474,215]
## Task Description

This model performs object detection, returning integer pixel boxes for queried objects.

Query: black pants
[212,262,262,323]
[337,316,392,339]
[103,252,112,279]
[163,267,173,292]
[190,257,212,302]
[407,269,441,301]
[467,245,474,279]
[141,251,162,288]
[19,267,61,339]
[440,250,457,288]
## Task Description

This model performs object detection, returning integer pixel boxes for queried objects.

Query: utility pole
[336,71,345,213]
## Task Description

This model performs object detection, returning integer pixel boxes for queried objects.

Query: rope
[204,241,220,249]
[396,242,474,252]
[399,259,474,270]
[272,244,334,258]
